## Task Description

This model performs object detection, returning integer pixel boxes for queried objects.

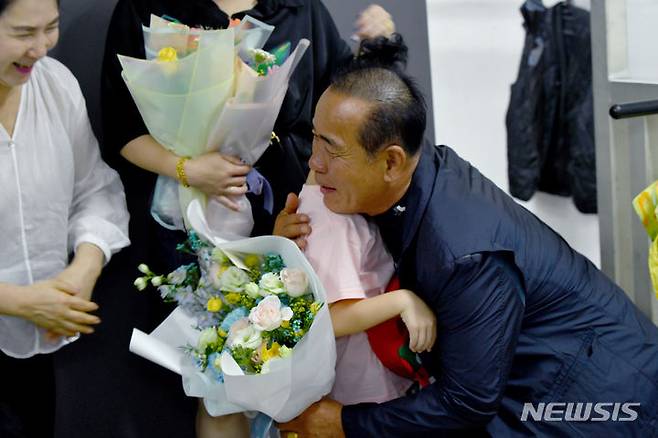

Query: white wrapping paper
[129,200,336,421]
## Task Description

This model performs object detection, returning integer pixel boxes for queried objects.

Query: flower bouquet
[118,15,309,238]
[129,201,336,421]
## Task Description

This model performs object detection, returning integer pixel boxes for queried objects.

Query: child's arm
[329,289,437,353]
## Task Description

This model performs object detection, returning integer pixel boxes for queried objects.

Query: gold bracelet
[176,156,191,188]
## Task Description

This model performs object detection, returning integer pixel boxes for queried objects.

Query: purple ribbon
[246,168,273,214]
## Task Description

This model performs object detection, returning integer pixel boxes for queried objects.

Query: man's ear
[382,145,408,183]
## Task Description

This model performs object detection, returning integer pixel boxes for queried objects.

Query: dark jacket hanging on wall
[506,0,596,213]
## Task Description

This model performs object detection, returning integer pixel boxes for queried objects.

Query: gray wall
[324,0,434,141]
[51,0,434,142]
[50,0,119,140]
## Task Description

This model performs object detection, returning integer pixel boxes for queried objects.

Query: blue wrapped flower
[207,352,224,382]
[220,307,249,332]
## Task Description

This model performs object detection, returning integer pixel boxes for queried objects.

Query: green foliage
[182,263,201,288]
[260,253,285,274]
[271,42,291,66]
[231,346,261,374]
[238,294,256,309]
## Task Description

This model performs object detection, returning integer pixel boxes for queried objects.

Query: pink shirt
[298,185,412,405]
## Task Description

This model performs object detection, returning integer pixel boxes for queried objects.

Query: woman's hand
[399,289,437,353]
[273,193,311,250]
[185,152,251,209]
[16,280,100,338]
[56,243,104,302]
[353,4,395,41]
[43,242,104,339]
[121,136,251,211]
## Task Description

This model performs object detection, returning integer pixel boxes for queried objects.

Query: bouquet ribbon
[246,168,273,213]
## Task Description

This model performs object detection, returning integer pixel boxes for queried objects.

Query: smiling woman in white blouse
[0,0,129,435]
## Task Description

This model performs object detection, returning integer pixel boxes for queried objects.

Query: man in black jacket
[278,47,658,437]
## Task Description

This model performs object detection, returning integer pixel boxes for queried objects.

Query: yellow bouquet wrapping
[632,181,658,298]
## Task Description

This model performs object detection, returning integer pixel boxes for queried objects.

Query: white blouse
[0,57,130,358]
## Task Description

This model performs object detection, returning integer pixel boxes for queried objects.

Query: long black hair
[330,34,427,157]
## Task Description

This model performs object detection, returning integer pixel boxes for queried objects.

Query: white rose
[207,263,224,289]
[249,295,293,331]
[227,318,262,350]
[221,266,250,292]
[244,282,261,299]
[280,268,309,297]
[258,272,286,296]
[197,327,218,350]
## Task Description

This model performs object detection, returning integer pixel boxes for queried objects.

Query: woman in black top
[102,0,394,265]
[53,1,395,437]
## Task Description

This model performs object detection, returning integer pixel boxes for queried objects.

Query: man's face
[309,89,390,216]
[0,0,59,90]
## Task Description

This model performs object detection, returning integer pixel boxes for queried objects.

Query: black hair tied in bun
[354,33,408,71]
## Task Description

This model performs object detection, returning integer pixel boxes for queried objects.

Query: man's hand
[278,398,345,438]
[353,4,395,41]
[273,193,311,250]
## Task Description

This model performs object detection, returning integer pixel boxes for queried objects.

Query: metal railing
[609,99,658,119]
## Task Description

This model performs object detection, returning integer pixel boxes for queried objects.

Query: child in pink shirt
[298,179,436,405]
[198,176,437,437]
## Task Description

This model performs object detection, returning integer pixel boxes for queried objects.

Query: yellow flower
[206,297,223,313]
[244,254,261,270]
[260,342,281,362]
[225,292,241,305]
[218,329,228,338]
[310,302,321,315]
[280,320,290,329]
[157,47,178,62]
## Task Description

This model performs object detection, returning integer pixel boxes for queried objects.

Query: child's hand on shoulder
[273,193,311,250]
